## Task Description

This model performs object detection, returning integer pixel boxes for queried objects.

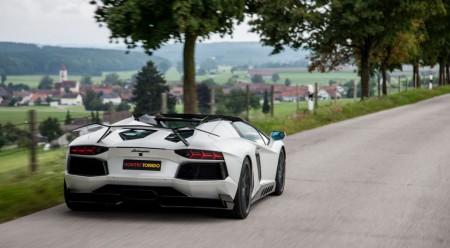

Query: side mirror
[268,131,285,147]
[270,131,286,141]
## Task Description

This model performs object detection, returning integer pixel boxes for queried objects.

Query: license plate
[123,160,161,171]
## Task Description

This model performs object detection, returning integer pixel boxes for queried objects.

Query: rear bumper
[65,174,237,209]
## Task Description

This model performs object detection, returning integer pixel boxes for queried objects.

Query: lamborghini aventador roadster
[64,114,286,219]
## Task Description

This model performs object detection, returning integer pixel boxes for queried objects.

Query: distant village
[0,64,347,109]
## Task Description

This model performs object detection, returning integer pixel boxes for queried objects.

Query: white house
[102,93,122,105]
[60,94,82,105]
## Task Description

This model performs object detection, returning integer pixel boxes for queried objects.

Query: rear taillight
[70,146,108,155]
[175,149,224,160]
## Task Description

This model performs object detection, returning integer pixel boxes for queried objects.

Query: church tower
[60,64,67,82]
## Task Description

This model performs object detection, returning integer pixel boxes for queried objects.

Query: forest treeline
[0,42,169,76]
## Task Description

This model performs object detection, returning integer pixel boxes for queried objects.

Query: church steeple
[60,63,67,82]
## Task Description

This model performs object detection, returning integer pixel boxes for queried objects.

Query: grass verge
[252,86,450,135]
[0,148,66,223]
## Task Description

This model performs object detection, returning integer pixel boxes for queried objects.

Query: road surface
[2,95,450,248]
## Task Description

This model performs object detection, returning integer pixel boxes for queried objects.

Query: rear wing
[72,123,190,146]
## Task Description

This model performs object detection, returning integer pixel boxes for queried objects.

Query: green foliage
[132,61,175,115]
[83,89,105,111]
[38,117,62,142]
[272,73,280,83]
[199,58,218,74]
[64,111,72,125]
[91,0,246,113]
[102,73,121,85]
[262,90,270,114]
[217,89,260,115]
[0,42,169,75]
[197,82,211,114]
[251,74,264,83]
[284,78,291,86]
[1,73,6,84]
[249,0,445,99]
[115,102,131,112]
[80,73,93,85]
[0,148,65,223]
[38,75,54,89]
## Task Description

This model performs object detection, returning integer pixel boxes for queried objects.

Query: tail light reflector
[175,149,224,160]
[70,146,108,155]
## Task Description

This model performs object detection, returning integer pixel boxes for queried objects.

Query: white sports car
[64,114,286,219]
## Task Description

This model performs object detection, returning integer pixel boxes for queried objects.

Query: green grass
[7,70,138,88]
[251,86,450,135]
[0,106,93,125]
[0,148,66,223]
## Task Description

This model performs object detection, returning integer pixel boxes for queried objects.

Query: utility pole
[161,92,168,114]
[246,84,250,121]
[210,87,216,115]
[29,110,37,173]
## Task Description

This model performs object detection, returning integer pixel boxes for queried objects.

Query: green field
[0,147,65,223]
[164,66,359,86]
[0,106,93,125]
[7,66,360,88]
[7,70,139,88]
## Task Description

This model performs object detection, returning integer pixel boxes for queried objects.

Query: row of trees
[91,0,450,111]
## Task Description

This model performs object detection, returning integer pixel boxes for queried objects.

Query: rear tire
[272,150,285,196]
[231,158,252,219]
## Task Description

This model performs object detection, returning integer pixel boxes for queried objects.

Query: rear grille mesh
[68,156,108,176]
[176,163,227,180]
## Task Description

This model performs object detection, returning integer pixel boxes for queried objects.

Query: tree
[116,102,131,112]
[80,73,93,85]
[0,124,5,150]
[91,0,246,113]
[132,61,175,115]
[1,73,6,85]
[39,117,62,142]
[65,110,72,125]
[38,75,54,89]
[83,89,104,111]
[199,58,218,74]
[262,90,270,114]
[251,74,264,83]
[284,78,292,87]
[36,97,42,106]
[103,73,121,85]
[217,89,260,115]
[156,60,172,74]
[272,73,280,83]
[249,0,444,99]
[45,96,52,104]
[197,81,211,114]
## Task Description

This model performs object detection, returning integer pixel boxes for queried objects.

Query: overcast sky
[0,0,260,48]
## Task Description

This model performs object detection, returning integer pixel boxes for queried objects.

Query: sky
[0,0,260,48]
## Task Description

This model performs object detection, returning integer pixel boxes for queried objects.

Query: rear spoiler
[72,123,190,146]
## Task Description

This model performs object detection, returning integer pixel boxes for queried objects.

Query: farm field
[0,106,93,125]
[7,67,360,88]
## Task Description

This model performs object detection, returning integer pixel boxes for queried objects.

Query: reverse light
[70,146,109,155]
[175,149,224,160]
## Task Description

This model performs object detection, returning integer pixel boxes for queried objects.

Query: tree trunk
[360,48,371,100]
[183,34,198,114]
[445,63,450,84]
[439,59,444,86]
[381,66,387,96]
[413,63,420,88]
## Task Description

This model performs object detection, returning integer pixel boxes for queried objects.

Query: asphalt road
[2,95,450,248]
